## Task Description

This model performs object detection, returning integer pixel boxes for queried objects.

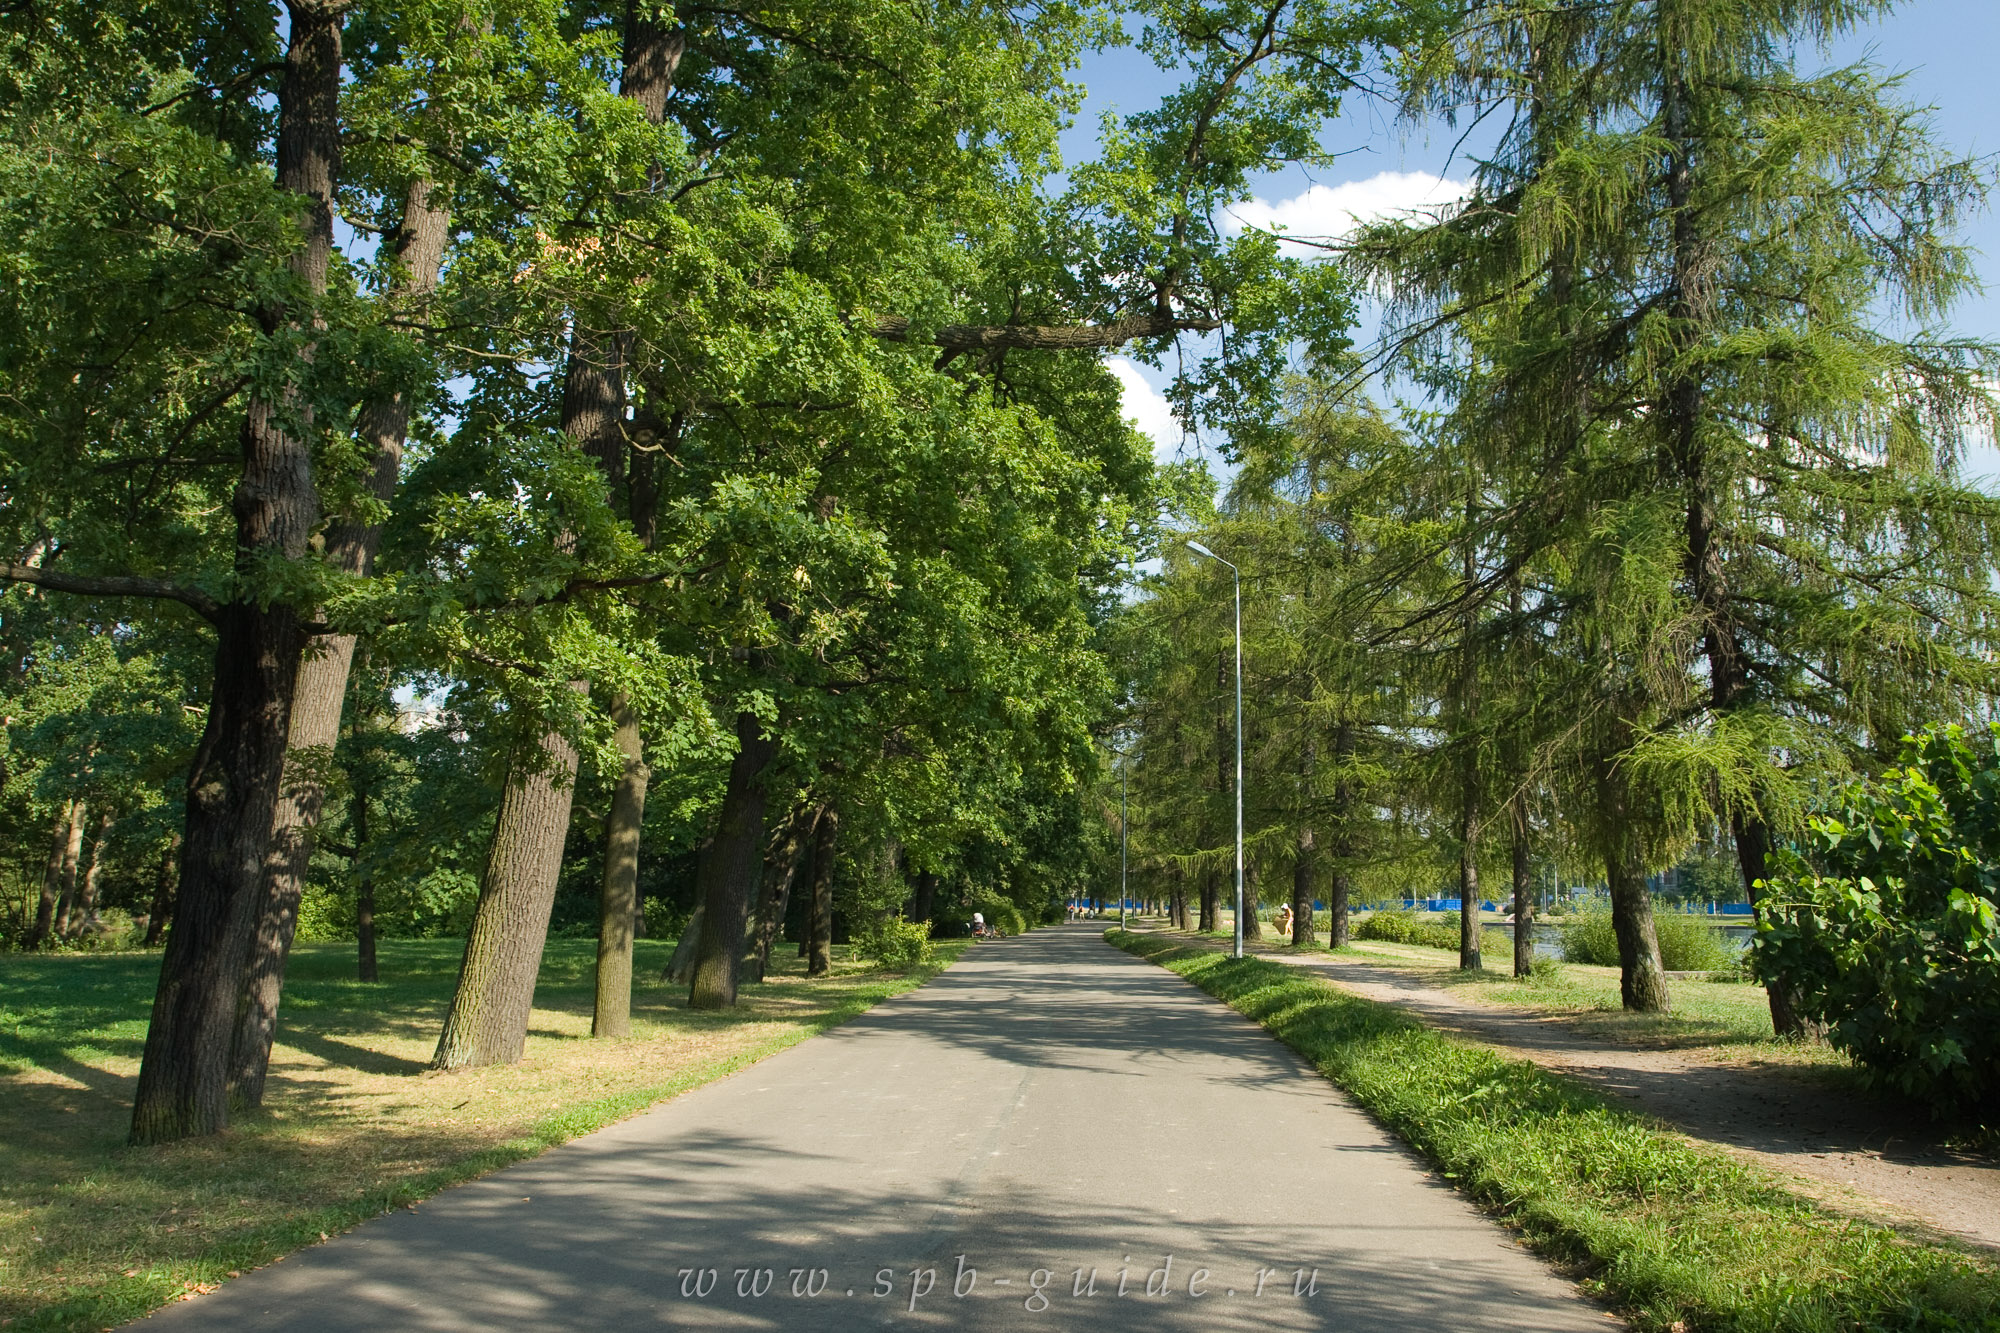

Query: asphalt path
[138,925,1613,1331]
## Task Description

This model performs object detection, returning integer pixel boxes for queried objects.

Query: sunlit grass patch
[1109,928,1999,1333]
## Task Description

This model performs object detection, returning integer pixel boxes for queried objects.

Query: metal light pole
[1119,756,1128,929]
[1186,540,1243,960]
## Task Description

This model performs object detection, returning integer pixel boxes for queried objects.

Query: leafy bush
[967,893,1026,938]
[1356,908,1461,949]
[1756,725,2000,1112]
[854,917,934,971]
[1353,908,1511,961]
[1559,902,1731,972]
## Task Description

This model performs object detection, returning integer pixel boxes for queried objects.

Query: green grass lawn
[1108,929,2000,1333]
[0,935,963,1333]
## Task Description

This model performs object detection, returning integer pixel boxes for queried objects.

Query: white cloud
[1107,358,1182,458]
[1225,171,1471,252]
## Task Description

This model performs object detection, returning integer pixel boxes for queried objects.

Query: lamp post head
[1185,539,1217,561]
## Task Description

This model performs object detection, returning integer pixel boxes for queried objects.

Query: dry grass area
[0,935,963,1332]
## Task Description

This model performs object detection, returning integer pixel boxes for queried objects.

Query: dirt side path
[1198,935,2000,1251]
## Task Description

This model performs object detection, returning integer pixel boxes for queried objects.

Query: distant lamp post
[1185,539,1244,961]
[1119,754,1129,929]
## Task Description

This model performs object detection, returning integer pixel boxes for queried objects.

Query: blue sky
[1071,2,2000,483]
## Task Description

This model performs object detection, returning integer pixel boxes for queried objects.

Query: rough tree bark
[591,698,649,1036]
[351,774,377,983]
[1291,826,1316,946]
[665,903,705,983]
[67,809,112,938]
[806,803,837,977]
[431,717,584,1069]
[580,8,682,1039]
[1327,719,1354,949]
[1197,866,1219,934]
[910,870,938,933]
[1511,788,1534,978]
[431,9,680,1063]
[1606,843,1670,1012]
[35,800,84,945]
[228,168,453,1106]
[129,1,338,1144]
[26,799,80,948]
[143,835,178,948]
[747,802,812,981]
[688,712,779,1009]
[1239,864,1262,939]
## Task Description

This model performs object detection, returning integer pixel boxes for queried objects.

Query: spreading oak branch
[0,564,221,622]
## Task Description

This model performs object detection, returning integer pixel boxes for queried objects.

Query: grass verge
[1,936,963,1332]
[1107,928,1999,1333]
[1290,933,1842,1061]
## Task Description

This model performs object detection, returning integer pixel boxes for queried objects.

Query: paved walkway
[140,926,1612,1330]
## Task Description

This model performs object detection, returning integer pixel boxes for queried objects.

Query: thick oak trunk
[229,171,452,1105]
[747,803,812,981]
[432,721,583,1069]
[26,799,79,948]
[688,713,778,1008]
[807,804,837,977]
[129,2,336,1144]
[143,834,178,948]
[68,810,112,937]
[592,697,648,1036]
[44,801,86,942]
[665,904,705,983]
[910,869,938,932]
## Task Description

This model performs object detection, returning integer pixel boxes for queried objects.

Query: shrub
[1356,907,1461,949]
[1559,901,1730,972]
[854,917,934,971]
[1756,725,2000,1112]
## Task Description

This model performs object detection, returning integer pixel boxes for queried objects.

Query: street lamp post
[1119,756,1128,929]
[1186,540,1243,960]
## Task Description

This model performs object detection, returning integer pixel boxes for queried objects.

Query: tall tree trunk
[665,904,705,982]
[131,0,338,1144]
[1327,718,1354,949]
[1731,813,1811,1036]
[1457,509,1483,973]
[1606,844,1669,1012]
[1456,788,1488,964]
[229,171,453,1106]
[352,776,376,983]
[26,799,79,948]
[577,8,686,1036]
[591,697,648,1036]
[688,712,778,1009]
[143,834,179,948]
[1511,788,1534,978]
[48,801,86,940]
[432,718,584,1069]
[747,803,812,981]
[1291,825,1316,946]
[910,869,938,931]
[69,809,112,937]
[1240,864,1262,939]
[1197,866,1218,933]
[806,803,837,977]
